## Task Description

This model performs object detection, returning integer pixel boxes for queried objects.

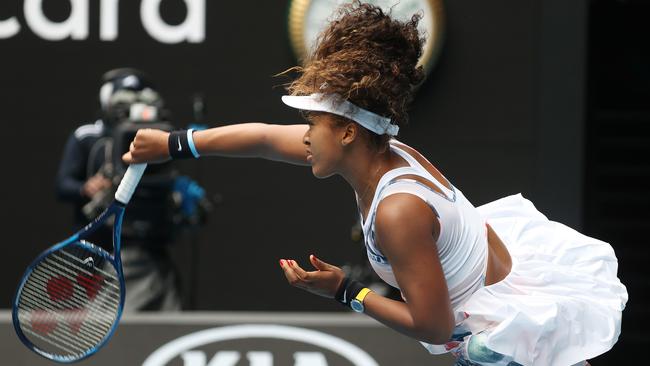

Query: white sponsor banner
[143,324,379,366]
[0,0,206,43]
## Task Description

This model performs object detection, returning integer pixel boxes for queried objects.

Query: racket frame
[12,193,129,362]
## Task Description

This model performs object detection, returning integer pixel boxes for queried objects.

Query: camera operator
[55,68,208,311]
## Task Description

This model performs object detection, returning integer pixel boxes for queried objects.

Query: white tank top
[360,141,488,311]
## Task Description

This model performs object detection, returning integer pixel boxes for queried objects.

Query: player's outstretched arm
[123,123,309,166]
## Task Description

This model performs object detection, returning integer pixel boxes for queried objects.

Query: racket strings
[19,286,115,354]
[18,271,118,355]
[16,245,122,359]
[18,294,108,356]
[24,270,120,327]
[28,251,120,311]
[35,256,120,298]
[20,282,115,340]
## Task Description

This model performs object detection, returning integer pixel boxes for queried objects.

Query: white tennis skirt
[421,194,628,366]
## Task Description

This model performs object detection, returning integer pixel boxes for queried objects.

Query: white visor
[282,93,399,136]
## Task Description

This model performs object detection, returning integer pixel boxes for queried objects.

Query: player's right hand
[122,128,171,164]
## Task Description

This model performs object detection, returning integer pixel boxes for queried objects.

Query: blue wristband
[186,129,200,158]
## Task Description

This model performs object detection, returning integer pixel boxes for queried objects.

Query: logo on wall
[142,324,379,366]
[0,0,205,43]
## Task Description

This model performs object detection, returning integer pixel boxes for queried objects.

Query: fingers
[82,177,108,197]
[290,260,310,280]
[122,129,171,164]
[122,151,133,164]
[280,259,305,288]
[309,254,323,269]
[279,257,344,299]
[122,140,137,163]
[93,175,111,188]
[309,254,337,271]
[279,259,313,287]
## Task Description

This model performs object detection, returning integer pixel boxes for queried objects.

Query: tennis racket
[12,163,147,363]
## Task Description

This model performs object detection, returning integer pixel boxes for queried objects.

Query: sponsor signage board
[0,311,454,365]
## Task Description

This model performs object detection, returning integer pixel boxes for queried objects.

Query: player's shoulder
[374,193,439,252]
[376,193,434,227]
[73,119,105,140]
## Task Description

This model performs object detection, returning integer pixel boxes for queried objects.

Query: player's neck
[342,147,394,217]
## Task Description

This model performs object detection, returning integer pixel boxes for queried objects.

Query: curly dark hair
[287,1,425,143]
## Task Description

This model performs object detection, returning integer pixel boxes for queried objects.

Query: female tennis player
[123,2,627,365]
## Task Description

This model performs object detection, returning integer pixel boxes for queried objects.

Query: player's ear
[340,122,358,147]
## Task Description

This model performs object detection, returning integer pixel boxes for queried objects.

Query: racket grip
[115,163,148,204]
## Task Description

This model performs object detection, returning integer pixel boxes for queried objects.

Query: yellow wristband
[350,287,372,312]
[355,287,372,303]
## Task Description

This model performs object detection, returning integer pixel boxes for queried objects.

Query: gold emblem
[288,0,445,75]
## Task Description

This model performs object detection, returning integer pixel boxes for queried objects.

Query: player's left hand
[279,255,345,299]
